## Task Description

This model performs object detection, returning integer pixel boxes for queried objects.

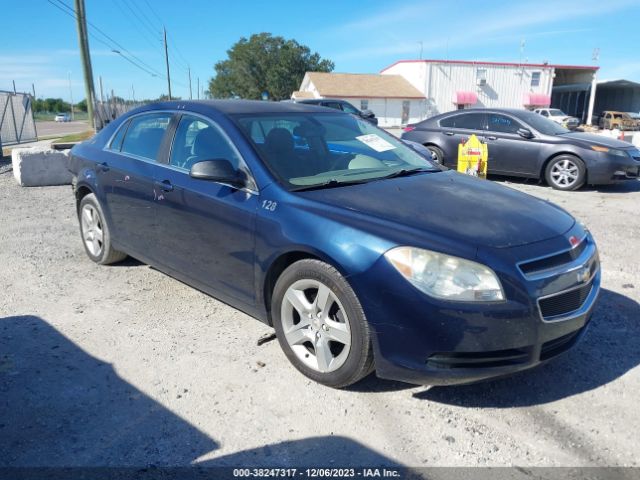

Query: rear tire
[78,193,127,265]
[271,259,374,388]
[545,155,586,191]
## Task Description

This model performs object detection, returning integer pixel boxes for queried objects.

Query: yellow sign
[457,134,488,179]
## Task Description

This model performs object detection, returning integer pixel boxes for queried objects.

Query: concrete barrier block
[12,147,72,187]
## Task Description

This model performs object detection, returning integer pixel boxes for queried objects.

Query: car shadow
[0,315,219,466]
[490,174,640,194]
[201,436,402,468]
[414,288,640,407]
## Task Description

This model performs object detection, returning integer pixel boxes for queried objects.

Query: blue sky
[2,0,639,102]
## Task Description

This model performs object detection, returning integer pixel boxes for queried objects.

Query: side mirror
[360,109,375,119]
[189,159,246,188]
[517,128,534,139]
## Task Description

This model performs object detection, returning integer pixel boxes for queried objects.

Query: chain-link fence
[95,100,147,130]
[0,91,38,146]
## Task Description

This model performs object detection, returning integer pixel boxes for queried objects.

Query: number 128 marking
[262,200,277,211]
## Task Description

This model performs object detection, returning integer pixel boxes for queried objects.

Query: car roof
[423,108,539,124]
[137,99,333,115]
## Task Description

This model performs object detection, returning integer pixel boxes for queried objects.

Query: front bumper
[587,151,640,184]
[351,229,601,386]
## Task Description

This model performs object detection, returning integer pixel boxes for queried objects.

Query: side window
[487,114,523,134]
[541,110,549,117]
[120,113,172,161]
[108,119,130,151]
[440,113,485,130]
[341,103,360,114]
[531,71,541,87]
[322,102,343,111]
[169,114,243,171]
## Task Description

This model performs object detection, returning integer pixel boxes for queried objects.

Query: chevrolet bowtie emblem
[576,266,591,284]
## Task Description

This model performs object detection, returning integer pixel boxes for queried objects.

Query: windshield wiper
[290,178,373,192]
[291,168,437,192]
[380,167,437,179]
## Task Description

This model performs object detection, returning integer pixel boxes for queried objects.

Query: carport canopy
[453,91,477,105]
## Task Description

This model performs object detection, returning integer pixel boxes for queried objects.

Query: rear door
[484,112,538,176]
[100,112,174,257]
[151,113,259,305]
[437,112,487,168]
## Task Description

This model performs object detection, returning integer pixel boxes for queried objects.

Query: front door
[152,113,259,305]
[484,113,538,176]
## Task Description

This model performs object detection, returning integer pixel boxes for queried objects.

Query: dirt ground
[1,156,639,468]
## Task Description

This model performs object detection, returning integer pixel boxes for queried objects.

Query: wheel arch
[540,151,586,182]
[261,248,348,326]
[75,184,94,213]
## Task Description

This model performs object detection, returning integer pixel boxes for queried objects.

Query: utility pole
[68,72,75,121]
[197,77,200,100]
[74,0,96,128]
[163,27,172,100]
[188,66,192,100]
[99,76,105,103]
[32,83,36,99]
[12,80,16,94]
[132,84,135,103]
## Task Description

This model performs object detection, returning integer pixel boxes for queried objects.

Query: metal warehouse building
[381,59,599,124]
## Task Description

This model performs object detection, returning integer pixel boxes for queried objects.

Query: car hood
[299,171,575,249]
[560,132,631,148]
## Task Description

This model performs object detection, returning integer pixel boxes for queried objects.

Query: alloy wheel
[80,204,104,257]
[280,279,351,373]
[550,159,580,188]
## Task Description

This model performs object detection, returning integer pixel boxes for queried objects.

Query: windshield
[548,109,565,116]
[234,112,438,190]
[518,111,570,135]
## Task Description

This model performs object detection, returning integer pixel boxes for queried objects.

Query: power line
[46,0,165,79]
[112,0,163,53]
[116,0,161,44]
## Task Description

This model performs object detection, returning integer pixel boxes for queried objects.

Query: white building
[295,72,426,127]
[381,59,599,123]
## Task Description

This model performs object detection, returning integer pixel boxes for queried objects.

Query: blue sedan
[68,100,600,388]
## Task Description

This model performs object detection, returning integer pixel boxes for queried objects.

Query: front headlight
[384,247,504,302]
[590,146,629,157]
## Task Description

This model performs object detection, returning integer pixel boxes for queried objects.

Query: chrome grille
[538,280,593,319]
[519,239,587,275]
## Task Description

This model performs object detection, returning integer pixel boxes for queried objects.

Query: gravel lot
[0,156,639,469]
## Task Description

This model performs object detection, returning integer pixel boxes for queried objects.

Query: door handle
[98,162,109,172]
[443,131,455,136]
[485,135,498,141]
[154,180,174,192]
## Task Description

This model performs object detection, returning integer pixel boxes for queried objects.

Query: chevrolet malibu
[68,100,601,388]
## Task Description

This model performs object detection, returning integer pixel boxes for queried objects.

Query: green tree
[208,33,334,101]
[75,99,88,112]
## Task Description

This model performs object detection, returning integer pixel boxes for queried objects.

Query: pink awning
[524,93,551,106]
[453,91,477,105]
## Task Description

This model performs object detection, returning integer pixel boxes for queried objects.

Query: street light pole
[68,72,75,121]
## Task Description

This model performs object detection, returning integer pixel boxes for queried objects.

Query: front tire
[425,145,444,164]
[271,259,374,388]
[545,155,586,191]
[78,193,127,265]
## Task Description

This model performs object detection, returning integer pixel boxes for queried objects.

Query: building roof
[291,90,315,99]
[304,72,425,99]
[380,59,599,73]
